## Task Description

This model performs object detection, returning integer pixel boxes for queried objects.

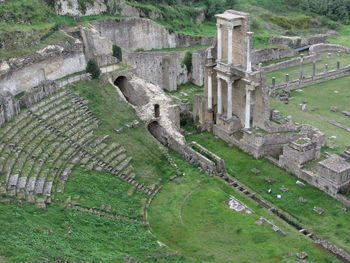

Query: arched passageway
[147,121,168,145]
[114,76,148,106]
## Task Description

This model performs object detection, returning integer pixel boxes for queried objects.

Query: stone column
[217,23,222,61]
[246,32,253,72]
[208,74,212,110]
[325,64,328,73]
[227,80,233,119]
[337,61,340,70]
[217,77,222,115]
[245,87,251,129]
[228,24,233,64]
[272,77,276,88]
[312,61,316,77]
[299,54,304,80]
[286,74,289,83]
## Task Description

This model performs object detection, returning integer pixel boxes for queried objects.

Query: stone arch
[113,75,148,106]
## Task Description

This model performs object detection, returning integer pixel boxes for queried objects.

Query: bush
[183,51,192,73]
[113,45,122,60]
[86,58,101,79]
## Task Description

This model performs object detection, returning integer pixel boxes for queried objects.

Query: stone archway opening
[114,76,148,106]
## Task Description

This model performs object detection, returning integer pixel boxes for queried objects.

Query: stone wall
[263,53,321,73]
[0,42,87,95]
[124,48,206,91]
[0,91,20,127]
[269,34,328,47]
[20,80,59,107]
[252,46,297,65]
[271,64,350,91]
[309,43,350,55]
[90,18,213,52]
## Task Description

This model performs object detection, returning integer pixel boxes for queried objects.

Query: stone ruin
[192,9,350,200]
[20,80,59,107]
[0,91,20,127]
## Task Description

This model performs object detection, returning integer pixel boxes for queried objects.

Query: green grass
[60,167,148,219]
[269,74,350,151]
[329,25,350,48]
[149,151,341,263]
[68,79,175,187]
[165,82,203,106]
[266,51,350,85]
[186,132,350,254]
[0,201,182,262]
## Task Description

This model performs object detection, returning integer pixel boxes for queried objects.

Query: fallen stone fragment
[251,168,260,174]
[296,180,306,187]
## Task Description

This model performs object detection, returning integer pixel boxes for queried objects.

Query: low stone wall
[252,46,297,65]
[271,65,350,91]
[124,48,206,91]
[263,53,321,73]
[90,18,213,52]
[0,42,87,95]
[309,43,350,55]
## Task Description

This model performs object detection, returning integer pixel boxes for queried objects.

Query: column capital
[226,24,234,30]
[216,23,222,28]
[247,31,254,36]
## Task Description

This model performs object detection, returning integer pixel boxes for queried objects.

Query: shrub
[183,51,192,73]
[86,58,101,79]
[113,44,122,60]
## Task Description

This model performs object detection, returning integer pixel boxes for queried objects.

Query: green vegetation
[186,132,350,254]
[113,44,123,60]
[165,82,203,106]
[149,151,341,263]
[183,51,193,73]
[266,51,350,85]
[0,201,182,262]
[269,74,350,151]
[86,58,101,79]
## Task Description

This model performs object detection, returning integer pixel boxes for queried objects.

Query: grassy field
[269,75,350,151]
[149,151,341,263]
[186,132,350,255]
[266,51,350,85]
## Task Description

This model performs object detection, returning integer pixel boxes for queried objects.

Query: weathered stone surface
[330,106,339,112]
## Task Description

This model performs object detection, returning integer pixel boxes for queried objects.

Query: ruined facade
[194,10,270,134]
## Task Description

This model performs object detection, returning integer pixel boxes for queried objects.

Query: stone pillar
[325,64,328,73]
[208,74,212,110]
[312,61,316,77]
[337,61,340,70]
[246,32,253,72]
[217,23,222,61]
[245,87,251,129]
[286,74,289,83]
[227,80,233,119]
[228,25,233,64]
[272,77,276,88]
[299,54,304,80]
[338,50,342,57]
[217,77,222,115]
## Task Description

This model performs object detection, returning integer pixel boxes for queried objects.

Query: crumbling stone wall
[252,46,297,65]
[124,48,206,91]
[0,91,20,127]
[20,80,59,107]
[90,18,213,52]
[0,42,87,95]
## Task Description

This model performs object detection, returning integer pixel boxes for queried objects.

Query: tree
[113,44,122,61]
[183,51,192,73]
[86,58,101,79]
